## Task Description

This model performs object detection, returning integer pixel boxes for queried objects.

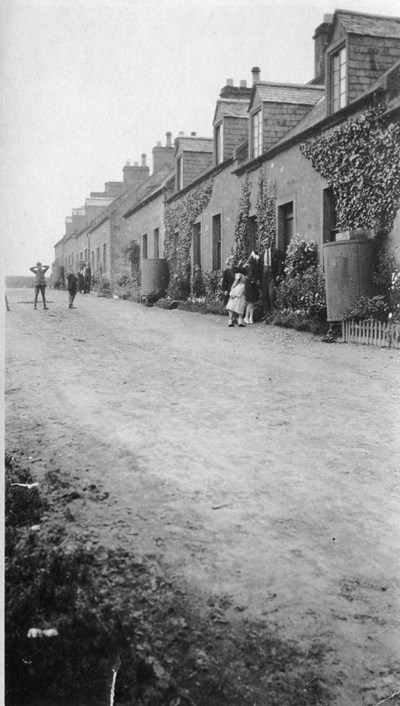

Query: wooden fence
[341,319,400,349]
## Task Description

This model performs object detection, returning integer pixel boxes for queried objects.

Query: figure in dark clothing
[221,256,236,306]
[244,252,260,324]
[66,269,78,308]
[30,262,49,310]
[83,262,91,294]
[78,268,85,294]
[258,240,283,320]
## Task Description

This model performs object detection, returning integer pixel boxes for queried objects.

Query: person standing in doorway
[259,239,282,321]
[83,262,92,294]
[78,267,85,294]
[29,262,49,310]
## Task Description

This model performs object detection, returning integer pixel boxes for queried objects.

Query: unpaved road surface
[5,287,400,705]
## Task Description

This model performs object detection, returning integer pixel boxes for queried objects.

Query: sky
[1,0,400,275]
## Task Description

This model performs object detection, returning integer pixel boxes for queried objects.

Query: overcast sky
[1,0,399,275]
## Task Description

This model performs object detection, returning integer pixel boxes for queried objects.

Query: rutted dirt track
[5,287,400,705]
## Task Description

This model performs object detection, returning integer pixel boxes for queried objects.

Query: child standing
[244,252,260,324]
[66,269,79,308]
[226,272,246,327]
[29,262,49,310]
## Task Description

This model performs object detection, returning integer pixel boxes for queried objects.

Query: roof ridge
[334,8,400,23]
[256,80,324,90]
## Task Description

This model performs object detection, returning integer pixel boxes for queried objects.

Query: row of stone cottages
[53,8,400,312]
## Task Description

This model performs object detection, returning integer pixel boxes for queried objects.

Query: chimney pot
[323,13,333,22]
[134,161,138,167]
[178,131,184,136]
[156,141,162,147]
[191,131,196,136]
[240,80,247,88]
[141,153,146,166]
[226,79,234,86]
[166,131,172,147]
[126,160,131,166]
[251,66,261,85]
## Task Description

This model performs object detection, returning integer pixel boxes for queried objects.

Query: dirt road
[5,287,400,705]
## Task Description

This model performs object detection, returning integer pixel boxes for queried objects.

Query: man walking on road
[29,262,49,310]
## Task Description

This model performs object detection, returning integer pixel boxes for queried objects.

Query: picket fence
[341,319,400,349]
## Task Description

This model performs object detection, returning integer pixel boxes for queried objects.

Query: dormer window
[215,122,223,164]
[330,44,347,113]
[251,109,262,158]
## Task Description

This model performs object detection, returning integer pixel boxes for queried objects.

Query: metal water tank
[141,259,169,297]
[323,239,374,321]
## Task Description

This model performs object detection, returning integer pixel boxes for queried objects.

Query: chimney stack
[152,131,175,174]
[251,66,261,85]
[123,156,150,187]
[226,78,234,86]
[313,15,332,83]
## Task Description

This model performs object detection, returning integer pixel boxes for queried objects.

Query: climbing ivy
[300,105,400,233]
[256,172,276,251]
[164,180,213,299]
[233,174,252,264]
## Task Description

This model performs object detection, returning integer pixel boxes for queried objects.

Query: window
[323,188,338,242]
[96,247,100,269]
[192,222,201,267]
[251,110,262,158]
[91,251,95,270]
[142,234,148,259]
[79,251,82,261]
[84,248,88,261]
[153,228,159,259]
[176,156,183,191]
[278,201,294,255]
[215,122,223,164]
[103,243,107,271]
[212,214,222,271]
[330,44,347,113]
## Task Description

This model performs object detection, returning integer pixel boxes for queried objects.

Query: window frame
[192,222,201,268]
[277,197,295,256]
[142,233,148,260]
[212,214,222,271]
[176,155,183,191]
[153,228,160,259]
[328,40,348,114]
[215,121,224,165]
[251,109,262,159]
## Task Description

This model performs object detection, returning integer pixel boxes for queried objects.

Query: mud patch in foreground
[5,454,331,706]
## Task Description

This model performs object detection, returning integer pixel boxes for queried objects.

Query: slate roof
[335,10,400,38]
[216,100,250,118]
[176,137,213,152]
[273,96,327,144]
[255,82,324,106]
[88,167,172,233]
[123,169,175,219]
